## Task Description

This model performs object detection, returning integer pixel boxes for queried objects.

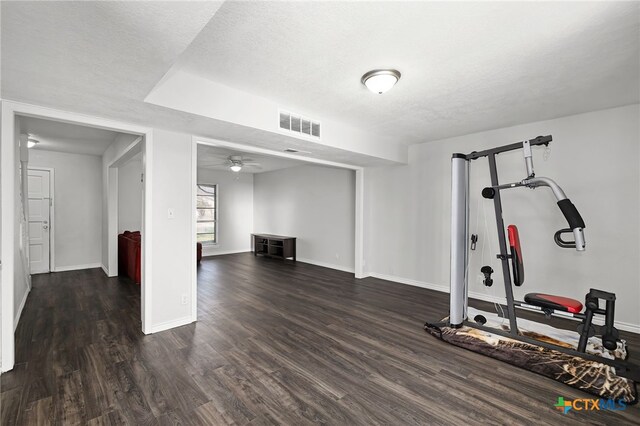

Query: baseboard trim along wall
[369,272,640,334]
[150,316,194,334]
[201,252,355,274]
[297,258,355,274]
[101,264,109,276]
[202,248,252,257]
[53,263,103,272]
[14,287,30,331]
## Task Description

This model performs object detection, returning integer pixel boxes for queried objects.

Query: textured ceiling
[18,116,121,156]
[178,1,640,144]
[0,1,394,167]
[197,145,307,174]
[1,1,638,166]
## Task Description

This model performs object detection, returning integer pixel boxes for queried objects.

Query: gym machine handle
[555,198,586,251]
[557,199,585,230]
[522,177,586,251]
[554,229,577,249]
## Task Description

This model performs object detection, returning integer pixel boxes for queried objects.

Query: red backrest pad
[507,225,525,286]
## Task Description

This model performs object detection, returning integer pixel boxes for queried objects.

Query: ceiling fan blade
[242,161,261,166]
[199,162,229,167]
[244,164,263,169]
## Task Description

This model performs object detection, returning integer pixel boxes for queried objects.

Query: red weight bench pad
[524,293,583,314]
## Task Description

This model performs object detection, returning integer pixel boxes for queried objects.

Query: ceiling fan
[201,155,262,172]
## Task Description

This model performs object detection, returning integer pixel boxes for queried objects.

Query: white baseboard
[202,248,251,257]
[14,287,30,331]
[297,257,355,274]
[369,272,448,293]
[53,262,102,272]
[469,290,506,305]
[149,316,194,334]
[203,252,355,274]
[101,264,109,276]
[368,272,640,334]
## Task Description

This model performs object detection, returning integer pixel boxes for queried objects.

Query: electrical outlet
[181,294,188,305]
[335,253,340,260]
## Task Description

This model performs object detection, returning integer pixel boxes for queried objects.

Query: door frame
[27,167,55,273]
[1,100,153,372]
[106,137,143,277]
[191,136,365,322]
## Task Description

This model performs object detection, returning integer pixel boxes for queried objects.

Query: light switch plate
[168,208,175,219]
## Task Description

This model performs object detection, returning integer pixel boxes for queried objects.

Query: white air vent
[279,110,320,139]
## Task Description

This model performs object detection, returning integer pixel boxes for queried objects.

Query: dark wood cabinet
[252,234,296,261]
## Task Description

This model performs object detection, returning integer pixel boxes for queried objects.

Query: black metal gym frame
[425,135,640,382]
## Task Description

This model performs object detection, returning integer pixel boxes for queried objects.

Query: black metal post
[577,309,594,352]
[487,153,519,335]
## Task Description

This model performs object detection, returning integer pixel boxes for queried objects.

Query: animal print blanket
[425,308,637,404]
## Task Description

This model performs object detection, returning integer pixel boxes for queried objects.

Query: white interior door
[28,169,51,274]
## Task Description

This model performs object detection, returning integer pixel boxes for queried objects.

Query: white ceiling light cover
[361,69,401,94]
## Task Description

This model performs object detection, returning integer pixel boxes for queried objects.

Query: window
[197,184,217,244]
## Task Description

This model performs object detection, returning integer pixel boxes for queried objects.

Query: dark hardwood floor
[2,253,639,425]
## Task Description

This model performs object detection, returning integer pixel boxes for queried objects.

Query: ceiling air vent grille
[279,110,320,139]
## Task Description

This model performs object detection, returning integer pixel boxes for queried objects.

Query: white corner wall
[366,104,640,330]
[118,158,142,233]
[29,150,102,270]
[149,129,194,330]
[253,165,356,272]
[197,168,253,256]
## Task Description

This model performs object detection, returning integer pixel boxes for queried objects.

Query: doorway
[192,137,365,323]
[1,101,153,372]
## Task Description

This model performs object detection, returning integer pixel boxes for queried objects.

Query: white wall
[147,70,407,164]
[366,104,640,330]
[197,168,253,256]
[253,165,356,271]
[14,121,30,330]
[29,150,103,270]
[149,129,194,329]
[101,132,139,271]
[118,157,142,233]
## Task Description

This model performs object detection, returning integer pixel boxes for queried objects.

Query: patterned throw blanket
[425,308,637,404]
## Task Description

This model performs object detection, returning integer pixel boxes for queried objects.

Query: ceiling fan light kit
[27,135,40,148]
[200,154,262,172]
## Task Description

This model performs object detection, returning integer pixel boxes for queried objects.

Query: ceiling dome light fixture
[230,164,242,172]
[361,69,401,94]
[27,138,39,148]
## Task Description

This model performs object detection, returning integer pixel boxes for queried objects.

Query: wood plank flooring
[2,253,639,424]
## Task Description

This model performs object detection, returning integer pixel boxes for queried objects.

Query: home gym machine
[425,135,640,383]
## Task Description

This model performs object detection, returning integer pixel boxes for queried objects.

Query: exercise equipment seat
[524,293,583,314]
